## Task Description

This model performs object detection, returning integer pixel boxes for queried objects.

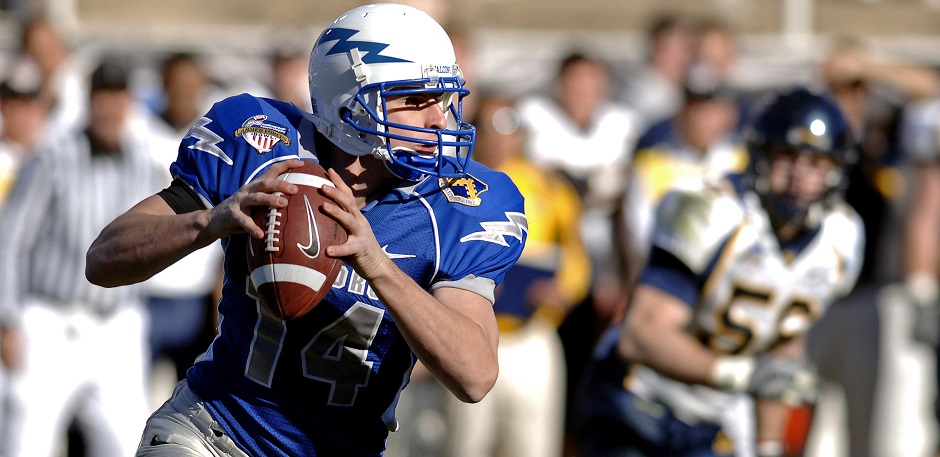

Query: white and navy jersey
[598,180,864,426]
[170,94,526,456]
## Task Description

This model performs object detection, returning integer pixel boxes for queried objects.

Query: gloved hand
[905,273,940,347]
[748,354,818,405]
[710,354,818,405]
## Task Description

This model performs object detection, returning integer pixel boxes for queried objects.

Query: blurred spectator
[690,18,754,132]
[619,77,748,289]
[0,55,48,204]
[137,52,224,408]
[20,17,90,132]
[618,13,698,128]
[270,44,312,111]
[694,19,738,87]
[444,94,591,457]
[518,51,640,282]
[517,50,640,457]
[0,52,49,454]
[155,53,213,132]
[0,56,164,457]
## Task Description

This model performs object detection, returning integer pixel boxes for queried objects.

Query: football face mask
[344,79,474,181]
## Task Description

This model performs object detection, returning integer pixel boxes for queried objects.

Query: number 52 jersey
[168,94,527,457]
[591,178,864,427]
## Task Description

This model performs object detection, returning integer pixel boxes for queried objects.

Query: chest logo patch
[438,174,488,207]
[235,115,291,154]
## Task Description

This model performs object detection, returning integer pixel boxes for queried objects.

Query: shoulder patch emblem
[234,115,291,154]
[438,174,488,207]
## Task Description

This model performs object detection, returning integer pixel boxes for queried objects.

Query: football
[246,161,347,320]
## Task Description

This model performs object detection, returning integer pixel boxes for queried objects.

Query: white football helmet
[308,3,474,181]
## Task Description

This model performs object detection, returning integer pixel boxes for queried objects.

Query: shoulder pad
[651,185,744,274]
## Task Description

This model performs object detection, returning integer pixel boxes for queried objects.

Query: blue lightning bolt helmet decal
[317,28,411,64]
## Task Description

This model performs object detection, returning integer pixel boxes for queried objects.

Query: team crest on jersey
[438,174,487,206]
[234,115,291,153]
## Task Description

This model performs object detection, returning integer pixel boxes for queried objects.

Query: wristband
[906,272,939,308]
[710,355,756,392]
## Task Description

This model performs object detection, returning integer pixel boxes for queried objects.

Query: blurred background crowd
[2,0,940,456]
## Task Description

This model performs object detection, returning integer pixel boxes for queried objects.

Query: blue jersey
[169,94,527,456]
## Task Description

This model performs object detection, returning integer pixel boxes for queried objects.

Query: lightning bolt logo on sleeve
[185,117,231,165]
[460,212,528,247]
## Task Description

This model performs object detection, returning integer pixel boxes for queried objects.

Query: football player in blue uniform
[85,4,527,456]
[573,87,865,457]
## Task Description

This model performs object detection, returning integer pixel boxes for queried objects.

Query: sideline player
[573,87,865,457]
[85,4,527,456]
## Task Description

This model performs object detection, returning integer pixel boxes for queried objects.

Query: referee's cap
[90,56,131,92]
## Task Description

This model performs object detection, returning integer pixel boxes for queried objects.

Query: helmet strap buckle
[349,48,367,84]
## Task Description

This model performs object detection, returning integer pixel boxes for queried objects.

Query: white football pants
[3,300,149,457]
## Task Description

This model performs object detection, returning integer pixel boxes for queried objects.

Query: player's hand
[747,354,818,405]
[205,159,303,240]
[320,168,391,281]
[712,354,818,405]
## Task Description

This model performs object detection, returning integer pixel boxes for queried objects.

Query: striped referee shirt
[0,128,165,324]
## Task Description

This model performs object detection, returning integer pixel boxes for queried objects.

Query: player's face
[384,92,448,155]
[765,146,837,210]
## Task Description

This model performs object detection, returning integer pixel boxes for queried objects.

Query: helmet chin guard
[307,3,475,181]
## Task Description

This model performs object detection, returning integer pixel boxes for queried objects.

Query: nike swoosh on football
[297,194,320,258]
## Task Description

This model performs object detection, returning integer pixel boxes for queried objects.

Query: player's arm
[86,159,303,287]
[617,189,736,386]
[320,168,498,403]
[618,282,718,385]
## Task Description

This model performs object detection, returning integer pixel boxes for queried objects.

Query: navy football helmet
[745,87,856,228]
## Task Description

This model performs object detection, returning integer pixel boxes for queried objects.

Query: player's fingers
[244,191,289,210]
[322,169,358,211]
[265,158,305,176]
[253,159,304,194]
[319,184,352,211]
[320,199,359,231]
[236,212,265,239]
[207,202,263,239]
[326,168,352,194]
